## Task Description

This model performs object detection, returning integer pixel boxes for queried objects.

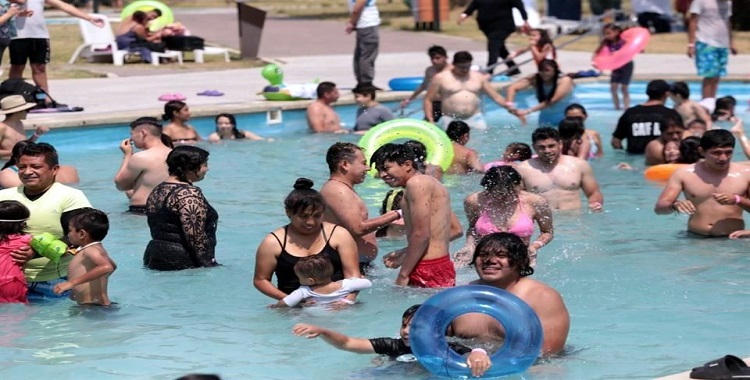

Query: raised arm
[730,119,750,159]
[113,140,141,191]
[47,0,103,26]
[292,323,376,353]
[253,233,287,300]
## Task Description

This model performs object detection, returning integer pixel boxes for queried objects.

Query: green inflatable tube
[121,0,175,31]
[359,119,454,172]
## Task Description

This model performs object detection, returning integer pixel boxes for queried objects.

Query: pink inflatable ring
[594,27,651,71]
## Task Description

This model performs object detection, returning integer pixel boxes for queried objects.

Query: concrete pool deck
[655,356,750,379]
[28,7,749,129]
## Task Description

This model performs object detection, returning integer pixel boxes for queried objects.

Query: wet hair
[0,200,29,242]
[371,143,417,172]
[662,116,685,130]
[712,96,736,120]
[446,121,470,142]
[453,51,473,64]
[151,9,163,17]
[534,59,561,103]
[471,232,534,277]
[174,375,221,380]
[670,81,690,99]
[132,11,148,24]
[326,142,362,173]
[69,209,109,242]
[294,255,334,282]
[646,79,670,100]
[215,113,245,139]
[15,141,59,168]
[531,127,561,144]
[480,166,522,193]
[1,140,31,170]
[700,129,735,151]
[352,84,377,100]
[162,100,187,122]
[166,145,209,183]
[531,28,555,57]
[284,178,325,216]
[131,116,163,136]
[558,117,585,154]
[505,142,533,161]
[376,189,404,238]
[316,82,337,99]
[402,304,422,323]
[404,140,428,172]
[564,103,588,117]
[428,45,447,58]
[677,136,702,164]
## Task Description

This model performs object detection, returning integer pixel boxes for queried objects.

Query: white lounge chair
[68,14,131,66]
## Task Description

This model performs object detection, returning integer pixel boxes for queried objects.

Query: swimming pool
[0,81,748,380]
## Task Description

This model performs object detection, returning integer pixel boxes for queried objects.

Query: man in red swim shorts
[371,143,458,288]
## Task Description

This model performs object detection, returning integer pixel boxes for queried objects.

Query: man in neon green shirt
[0,142,91,298]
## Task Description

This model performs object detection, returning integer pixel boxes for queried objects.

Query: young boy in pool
[293,304,493,377]
[399,45,449,121]
[53,209,117,306]
[272,255,371,308]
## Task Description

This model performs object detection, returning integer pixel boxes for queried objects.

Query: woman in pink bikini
[453,166,553,267]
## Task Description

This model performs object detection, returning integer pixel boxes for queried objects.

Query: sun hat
[0,95,37,114]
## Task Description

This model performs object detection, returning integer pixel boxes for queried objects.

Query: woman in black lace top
[143,146,218,270]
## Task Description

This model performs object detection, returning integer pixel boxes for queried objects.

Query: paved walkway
[29,7,750,128]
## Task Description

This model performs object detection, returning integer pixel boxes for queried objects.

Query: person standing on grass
[9,0,103,107]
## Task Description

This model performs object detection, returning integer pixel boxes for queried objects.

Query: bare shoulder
[519,277,565,307]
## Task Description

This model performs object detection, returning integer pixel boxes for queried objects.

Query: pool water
[1,81,749,380]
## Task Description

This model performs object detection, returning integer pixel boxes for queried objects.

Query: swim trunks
[407,255,455,288]
[27,277,70,300]
[695,41,728,78]
[438,113,488,130]
[128,205,147,214]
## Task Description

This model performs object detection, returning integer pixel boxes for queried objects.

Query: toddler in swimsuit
[272,255,371,308]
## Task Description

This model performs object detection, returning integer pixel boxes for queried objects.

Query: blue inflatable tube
[388,77,423,92]
[410,285,543,378]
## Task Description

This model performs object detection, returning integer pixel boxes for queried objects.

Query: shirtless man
[445,120,484,174]
[655,129,750,236]
[113,117,171,214]
[670,81,712,130]
[424,51,512,130]
[516,127,604,211]
[306,82,347,133]
[0,95,48,159]
[451,232,569,355]
[320,142,401,269]
[372,143,455,288]
[644,118,687,165]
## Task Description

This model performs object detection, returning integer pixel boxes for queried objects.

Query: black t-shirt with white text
[612,104,682,154]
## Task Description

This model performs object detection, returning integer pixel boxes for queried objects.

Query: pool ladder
[267,108,283,125]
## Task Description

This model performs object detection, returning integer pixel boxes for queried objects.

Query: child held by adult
[53,209,117,306]
[270,255,371,308]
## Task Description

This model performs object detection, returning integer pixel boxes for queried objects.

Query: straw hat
[0,95,36,114]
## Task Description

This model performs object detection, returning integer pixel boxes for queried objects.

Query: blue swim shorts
[27,277,71,301]
[695,41,728,78]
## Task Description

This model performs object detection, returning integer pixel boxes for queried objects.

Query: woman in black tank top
[253,178,361,301]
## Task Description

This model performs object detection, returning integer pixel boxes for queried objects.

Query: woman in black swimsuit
[143,146,218,270]
[253,178,361,300]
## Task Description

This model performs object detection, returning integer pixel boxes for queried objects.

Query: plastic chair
[68,14,131,66]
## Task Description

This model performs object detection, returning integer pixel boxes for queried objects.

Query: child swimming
[293,304,493,377]
[272,255,371,308]
[53,209,117,306]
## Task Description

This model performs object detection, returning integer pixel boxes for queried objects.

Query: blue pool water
[1,81,749,380]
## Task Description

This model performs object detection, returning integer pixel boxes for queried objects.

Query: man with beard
[320,143,402,270]
[515,127,603,211]
[655,130,750,237]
